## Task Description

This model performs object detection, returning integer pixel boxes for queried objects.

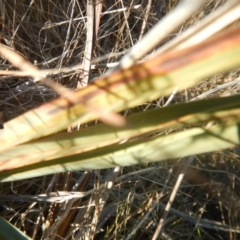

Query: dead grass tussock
[1,0,240,239]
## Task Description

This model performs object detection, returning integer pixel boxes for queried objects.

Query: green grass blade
[0,122,239,182]
[0,95,240,173]
[0,26,240,150]
[0,217,32,240]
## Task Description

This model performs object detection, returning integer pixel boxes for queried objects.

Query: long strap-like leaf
[1,26,240,150]
[0,95,240,170]
[0,122,239,182]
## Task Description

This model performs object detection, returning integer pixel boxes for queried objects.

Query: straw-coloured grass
[1,1,240,239]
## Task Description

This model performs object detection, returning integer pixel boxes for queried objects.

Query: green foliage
[0,217,31,240]
[0,26,240,181]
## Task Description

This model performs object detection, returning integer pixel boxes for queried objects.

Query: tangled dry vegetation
[1,0,240,239]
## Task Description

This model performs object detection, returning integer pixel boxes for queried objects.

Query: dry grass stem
[1,1,240,239]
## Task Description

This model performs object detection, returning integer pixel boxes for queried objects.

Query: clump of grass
[1,1,240,240]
